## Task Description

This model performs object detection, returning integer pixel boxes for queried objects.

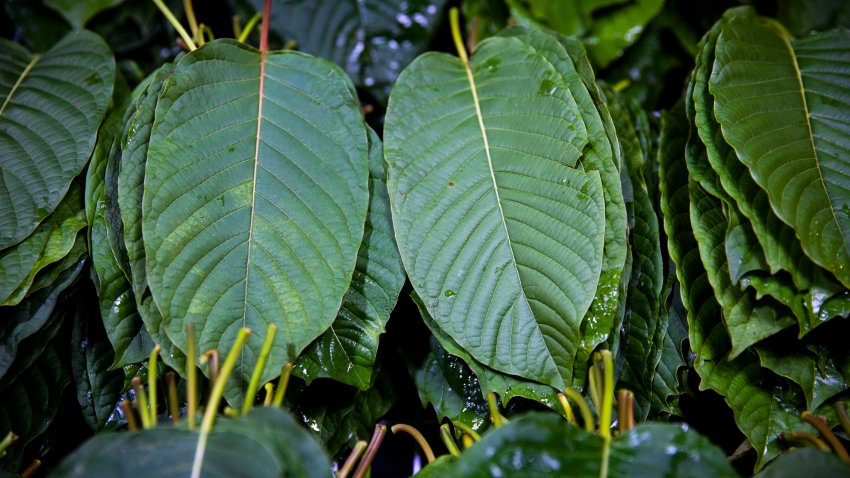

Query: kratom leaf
[0,261,82,381]
[294,129,405,390]
[250,0,448,104]
[0,30,114,250]
[50,407,333,477]
[71,295,125,432]
[386,26,609,390]
[44,0,124,28]
[710,15,850,288]
[412,292,559,409]
[412,337,490,432]
[0,182,85,306]
[756,448,850,477]
[659,106,808,470]
[143,40,369,406]
[416,412,736,477]
[0,345,69,471]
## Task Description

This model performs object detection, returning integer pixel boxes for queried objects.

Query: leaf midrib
[0,54,42,118]
[457,53,554,381]
[775,23,847,250]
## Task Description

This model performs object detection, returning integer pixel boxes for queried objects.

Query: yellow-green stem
[243,324,277,415]
[449,8,468,65]
[167,371,180,425]
[452,421,481,442]
[462,434,474,449]
[391,424,436,463]
[148,345,161,426]
[131,377,152,429]
[238,13,262,43]
[338,440,368,478]
[785,431,831,452]
[440,424,461,457]
[558,392,577,426]
[263,382,274,406]
[152,0,197,50]
[191,328,251,478]
[597,351,614,440]
[272,362,293,407]
[183,0,199,41]
[0,432,17,457]
[487,392,508,428]
[232,15,243,39]
[564,388,594,433]
[187,323,197,430]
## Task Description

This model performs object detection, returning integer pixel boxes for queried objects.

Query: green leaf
[0,30,114,250]
[50,407,334,477]
[505,0,664,68]
[416,412,736,477]
[710,16,850,288]
[70,294,125,432]
[0,182,86,306]
[44,0,124,28]
[412,337,490,431]
[249,0,448,104]
[143,40,369,406]
[0,260,82,381]
[412,292,559,409]
[659,104,808,470]
[293,129,405,389]
[0,345,69,471]
[292,374,397,455]
[756,448,850,477]
[386,27,611,390]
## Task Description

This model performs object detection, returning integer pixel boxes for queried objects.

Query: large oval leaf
[710,16,850,287]
[386,30,607,390]
[0,30,114,250]
[143,40,369,403]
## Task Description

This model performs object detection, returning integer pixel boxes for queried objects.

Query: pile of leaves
[661,6,850,468]
[2,0,850,477]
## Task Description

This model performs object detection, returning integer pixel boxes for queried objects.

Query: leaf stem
[201,349,220,389]
[272,362,293,407]
[238,13,262,44]
[243,324,277,415]
[187,323,197,430]
[152,0,197,51]
[802,412,850,463]
[191,328,252,478]
[564,389,594,433]
[597,351,614,440]
[338,440,368,478]
[392,424,436,463]
[449,8,469,65]
[131,377,151,429]
[263,383,274,406]
[452,421,481,442]
[783,431,831,452]
[167,371,180,425]
[260,0,271,53]
[558,392,577,426]
[183,0,199,42]
[440,424,462,457]
[20,459,40,478]
[148,344,161,426]
[120,400,138,431]
[836,402,850,436]
[352,424,387,478]
[487,392,508,427]
[0,431,17,457]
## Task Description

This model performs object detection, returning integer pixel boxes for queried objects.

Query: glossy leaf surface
[143,40,369,404]
[386,28,609,390]
[0,30,114,249]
